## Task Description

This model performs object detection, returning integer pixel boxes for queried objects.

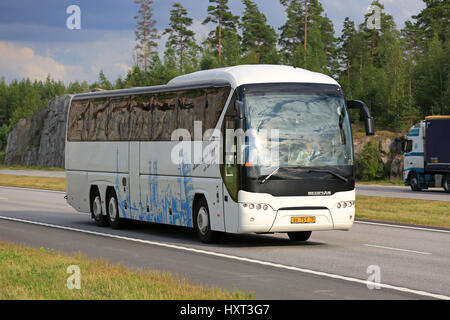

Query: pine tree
[134,0,160,71]
[164,3,198,73]
[241,0,278,64]
[202,0,240,65]
[339,17,358,92]
[98,70,113,90]
[279,0,334,71]
[413,0,450,44]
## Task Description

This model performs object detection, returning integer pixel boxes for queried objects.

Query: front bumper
[237,190,355,233]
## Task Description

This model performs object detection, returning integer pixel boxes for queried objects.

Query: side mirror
[347,100,375,136]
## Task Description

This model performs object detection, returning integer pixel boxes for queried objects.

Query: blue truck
[403,116,450,193]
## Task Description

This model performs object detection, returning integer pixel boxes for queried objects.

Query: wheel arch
[89,185,100,218]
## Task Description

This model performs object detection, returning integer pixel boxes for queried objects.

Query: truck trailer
[403,116,450,192]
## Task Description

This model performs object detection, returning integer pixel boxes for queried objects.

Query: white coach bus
[65,65,374,243]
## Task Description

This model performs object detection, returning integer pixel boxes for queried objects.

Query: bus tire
[193,197,219,244]
[106,189,125,230]
[91,188,108,227]
[409,172,422,191]
[443,175,450,193]
[287,231,312,242]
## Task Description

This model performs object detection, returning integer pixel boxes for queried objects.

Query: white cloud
[0,29,136,84]
[0,41,69,82]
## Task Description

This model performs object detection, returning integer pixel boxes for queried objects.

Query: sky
[0,0,426,84]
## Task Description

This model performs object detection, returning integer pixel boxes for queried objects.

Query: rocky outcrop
[354,134,408,178]
[4,95,71,168]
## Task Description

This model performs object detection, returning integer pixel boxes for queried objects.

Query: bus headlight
[242,203,272,211]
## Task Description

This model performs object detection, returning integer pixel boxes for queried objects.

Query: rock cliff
[4,95,71,168]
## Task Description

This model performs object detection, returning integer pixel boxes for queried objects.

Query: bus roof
[168,64,339,88]
[72,65,339,101]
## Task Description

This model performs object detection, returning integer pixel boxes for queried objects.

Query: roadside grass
[356,195,450,229]
[0,242,253,300]
[0,174,65,191]
[356,178,405,186]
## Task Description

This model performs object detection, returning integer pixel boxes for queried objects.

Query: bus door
[222,114,240,233]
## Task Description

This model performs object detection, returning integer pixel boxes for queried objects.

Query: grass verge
[356,195,450,229]
[0,174,65,191]
[0,164,64,171]
[0,241,253,300]
[356,178,405,186]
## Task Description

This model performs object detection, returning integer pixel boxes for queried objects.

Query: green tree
[98,70,113,90]
[0,77,9,126]
[202,0,240,65]
[338,17,358,95]
[164,3,198,73]
[241,0,278,64]
[279,0,335,73]
[134,0,160,71]
[413,0,450,44]
[414,34,449,116]
[356,138,384,181]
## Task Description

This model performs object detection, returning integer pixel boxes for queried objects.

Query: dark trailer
[425,116,450,173]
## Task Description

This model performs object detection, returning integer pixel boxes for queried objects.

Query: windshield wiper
[258,167,280,184]
[303,168,348,183]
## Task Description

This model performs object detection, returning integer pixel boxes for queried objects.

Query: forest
[0,0,448,151]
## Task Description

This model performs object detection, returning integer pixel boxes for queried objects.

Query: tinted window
[67,86,230,142]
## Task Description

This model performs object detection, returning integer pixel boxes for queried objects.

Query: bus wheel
[409,172,422,191]
[106,189,125,229]
[443,175,450,193]
[91,189,108,227]
[193,197,219,244]
[287,231,312,242]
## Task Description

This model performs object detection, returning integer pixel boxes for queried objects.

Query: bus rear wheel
[193,197,219,244]
[106,189,126,229]
[91,189,108,227]
[288,231,312,242]
[443,175,450,193]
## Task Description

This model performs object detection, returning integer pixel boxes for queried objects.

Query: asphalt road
[0,186,449,300]
[356,184,450,201]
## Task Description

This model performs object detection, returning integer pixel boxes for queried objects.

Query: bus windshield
[242,84,353,177]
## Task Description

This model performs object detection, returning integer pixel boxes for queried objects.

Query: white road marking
[363,244,432,255]
[0,215,448,300]
[355,220,450,234]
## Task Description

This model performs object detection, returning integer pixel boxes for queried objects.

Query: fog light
[243,203,248,208]
[256,204,262,210]
[337,203,341,209]
[249,204,255,209]
[343,202,347,208]
[263,205,268,210]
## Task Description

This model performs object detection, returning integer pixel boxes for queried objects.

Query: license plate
[291,216,316,224]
